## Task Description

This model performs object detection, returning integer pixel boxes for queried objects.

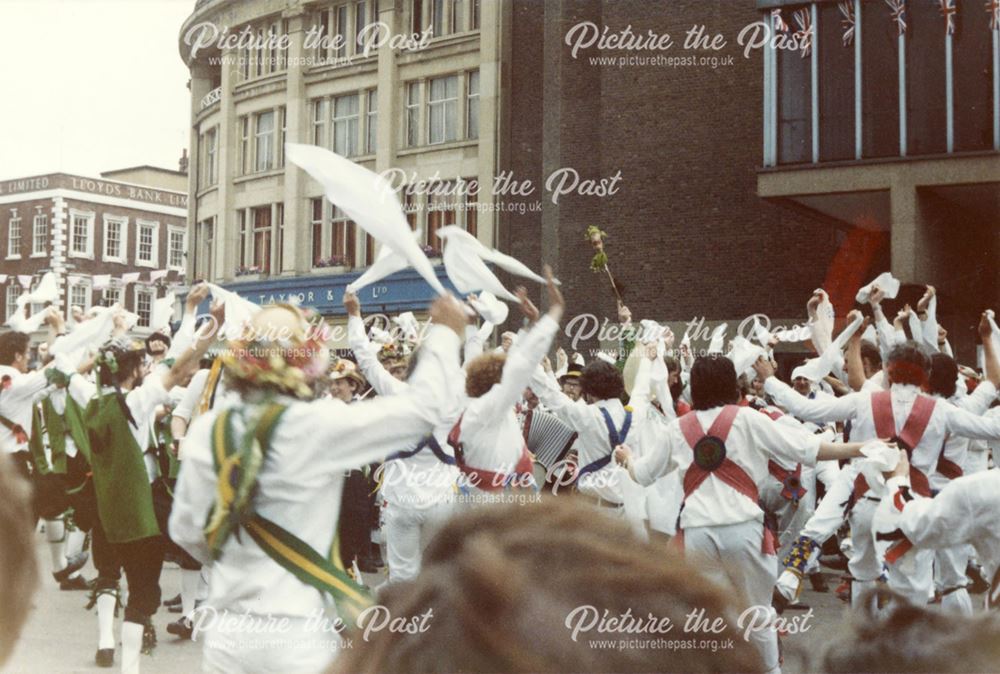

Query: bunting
[17,275,32,289]
[839,1,856,45]
[149,269,169,283]
[885,0,908,35]
[939,0,957,34]
[121,272,141,286]
[92,274,111,290]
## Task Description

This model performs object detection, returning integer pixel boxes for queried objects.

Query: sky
[0,0,194,181]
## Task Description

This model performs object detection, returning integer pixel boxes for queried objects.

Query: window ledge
[398,139,478,156]
[5,255,21,260]
[233,169,285,184]
[196,185,219,199]
[135,261,157,269]
[29,253,48,259]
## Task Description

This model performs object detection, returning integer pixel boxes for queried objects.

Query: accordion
[522,409,577,470]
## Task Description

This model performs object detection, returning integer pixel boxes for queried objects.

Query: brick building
[501,0,998,361]
[0,169,189,333]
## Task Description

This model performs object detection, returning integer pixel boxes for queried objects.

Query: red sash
[934,434,964,481]
[767,460,807,503]
[677,406,776,555]
[447,415,534,493]
[863,391,937,498]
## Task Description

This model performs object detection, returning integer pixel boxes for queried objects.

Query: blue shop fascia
[221,267,459,317]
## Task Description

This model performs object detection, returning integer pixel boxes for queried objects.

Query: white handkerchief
[207,283,260,339]
[729,336,766,380]
[707,324,727,355]
[393,312,420,343]
[346,230,421,294]
[468,291,509,325]
[286,143,446,296]
[437,225,554,302]
[856,272,901,304]
[792,312,864,382]
[858,440,901,498]
[23,272,58,304]
[151,293,175,333]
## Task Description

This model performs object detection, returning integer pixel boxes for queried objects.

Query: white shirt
[632,405,821,529]
[0,365,51,454]
[764,378,1000,477]
[348,315,460,509]
[458,315,558,485]
[168,325,462,621]
[889,470,1000,603]
[69,372,172,481]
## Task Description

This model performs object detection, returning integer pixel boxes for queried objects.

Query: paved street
[4,536,857,674]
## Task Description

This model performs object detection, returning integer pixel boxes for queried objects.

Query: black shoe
[166,617,193,640]
[785,601,811,611]
[60,574,90,591]
[772,587,790,615]
[95,648,114,668]
[53,552,89,584]
[141,620,156,655]
[163,593,181,608]
[967,563,990,595]
[809,572,829,593]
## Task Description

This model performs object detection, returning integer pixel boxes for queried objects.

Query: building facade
[0,170,189,333]
[180,0,998,359]
[180,0,496,315]
[501,0,997,361]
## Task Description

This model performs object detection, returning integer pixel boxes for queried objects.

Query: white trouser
[200,615,338,674]
[383,500,453,583]
[683,521,781,674]
[885,546,935,607]
[935,545,974,615]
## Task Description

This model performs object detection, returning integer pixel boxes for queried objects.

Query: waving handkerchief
[856,272,901,304]
[468,291,509,325]
[792,311,864,382]
[347,229,422,294]
[286,143,446,296]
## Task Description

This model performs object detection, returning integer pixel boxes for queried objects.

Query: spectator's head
[145,331,171,357]
[860,340,882,378]
[500,331,516,352]
[330,498,760,674]
[928,353,959,399]
[816,587,1000,672]
[580,360,624,403]
[0,453,39,666]
[465,352,507,398]
[0,332,32,373]
[886,342,931,389]
[559,370,582,401]
[690,355,740,411]
[329,359,366,403]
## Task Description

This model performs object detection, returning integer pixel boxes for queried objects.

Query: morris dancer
[615,354,869,674]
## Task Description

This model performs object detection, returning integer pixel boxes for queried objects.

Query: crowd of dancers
[2,261,1000,674]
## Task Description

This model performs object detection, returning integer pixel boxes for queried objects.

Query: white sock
[65,529,87,578]
[181,569,200,618]
[46,519,67,573]
[851,579,877,609]
[120,621,143,674]
[120,583,129,610]
[97,592,117,650]
[197,567,209,600]
[775,570,800,602]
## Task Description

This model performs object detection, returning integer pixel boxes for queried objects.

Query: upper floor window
[5,285,20,320]
[239,108,286,175]
[31,211,48,256]
[134,286,153,328]
[168,226,187,270]
[69,210,94,258]
[136,220,159,267]
[403,71,480,147]
[428,75,459,144]
[237,17,289,83]
[200,127,218,188]
[311,92,374,157]
[7,210,21,258]
[103,216,127,263]
[411,0,478,37]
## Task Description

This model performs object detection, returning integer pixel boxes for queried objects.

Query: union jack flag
[989,0,1000,31]
[793,8,814,58]
[839,1,856,46]
[885,0,907,36]
[939,0,957,35]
